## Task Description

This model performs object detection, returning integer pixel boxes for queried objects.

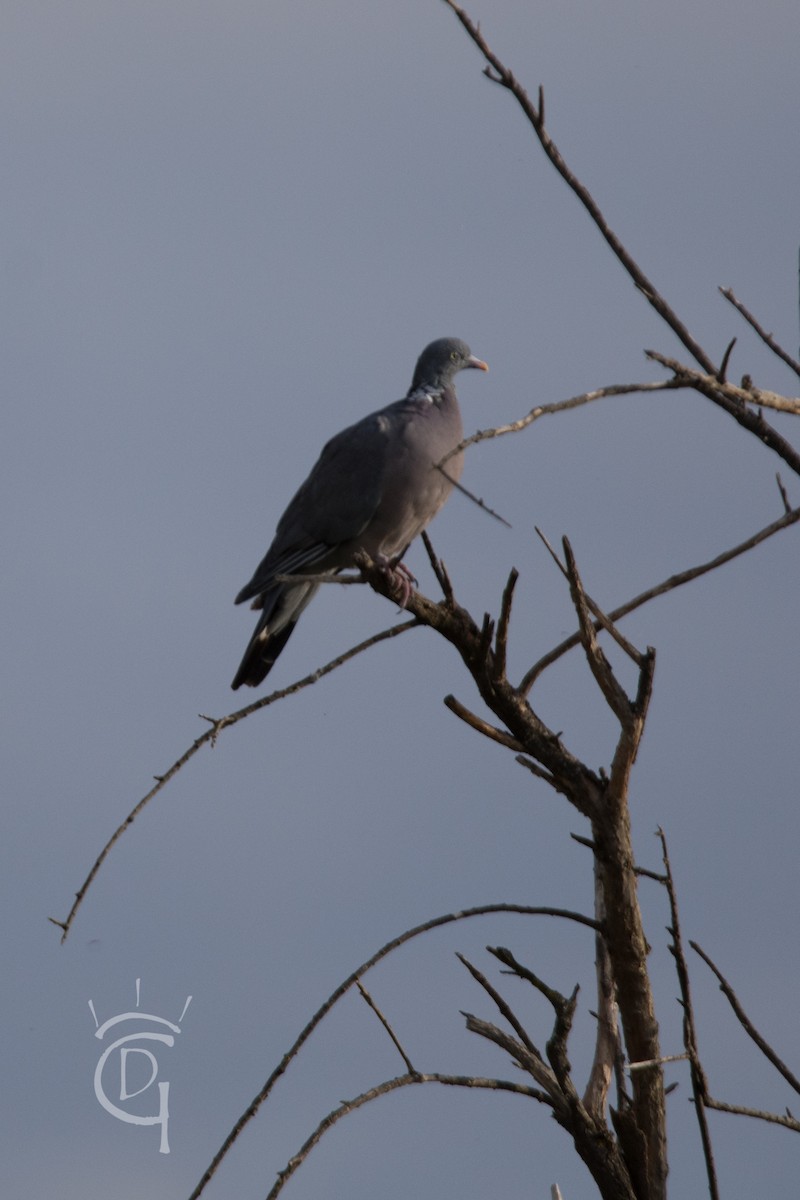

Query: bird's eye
[450,350,459,362]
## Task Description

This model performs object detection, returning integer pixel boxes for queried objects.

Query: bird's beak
[467,355,489,372]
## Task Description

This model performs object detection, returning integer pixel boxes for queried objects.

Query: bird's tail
[231,582,319,689]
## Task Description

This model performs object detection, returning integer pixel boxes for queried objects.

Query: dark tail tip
[231,620,298,690]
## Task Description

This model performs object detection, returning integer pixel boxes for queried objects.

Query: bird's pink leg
[375,555,417,608]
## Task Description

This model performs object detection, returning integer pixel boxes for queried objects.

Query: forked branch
[187,903,598,1199]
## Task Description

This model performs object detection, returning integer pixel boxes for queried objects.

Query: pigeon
[231,337,488,689]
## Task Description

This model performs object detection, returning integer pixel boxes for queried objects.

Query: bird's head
[410,338,488,393]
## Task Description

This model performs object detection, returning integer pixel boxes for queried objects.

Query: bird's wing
[235,405,403,605]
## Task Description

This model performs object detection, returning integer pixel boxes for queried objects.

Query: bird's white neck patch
[409,386,443,406]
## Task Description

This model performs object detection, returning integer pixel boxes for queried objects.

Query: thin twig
[702,1097,800,1133]
[489,946,578,1091]
[457,952,543,1060]
[437,464,512,526]
[51,619,419,942]
[717,337,737,384]
[628,1054,690,1073]
[776,473,792,514]
[535,528,645,668]
[439,379,684,463]
[442,1,716,375]
[266,1073,549,1200]
[490,946,573,1018]
[421,530,454,602]
[657,829,719,1200]
[719,287,800,378]
[493,567,519,680]
[443,693,525,752]
[461,1010,562,1099]
[562,538,637,725]
[521,504,800,693]
[691,942,800,1095]
[356,981,416,1074]
[515,754,559,792]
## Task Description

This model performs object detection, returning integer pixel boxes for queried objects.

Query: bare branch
[691,942,800,1095]
[356,981,416,1075]
[562,539,646,729]
[515,753,560,792]
[437,463,512,527]
[441,0,717,375]
[458,952,543,1059]
[702,1097,800,1133]
[720,286,800,378]
[52,620,419,942]
[490,949,570,1010]
[535,528,646,670]
[265,1072,550,1200]
[443,693,525,751]
[647,350,800,474]
[187,902,597,1199]
[717,336,737,384]
[467,944,640,1199]
[628,1054,690,1073]
[776,473,792,514]
[421,530,455,603]
[489,946,578,1085]
[521,503,800,692]
[493,567,519,680]
[440,379,684,462]
[461,1010,563,1100]
[648,350,800,415]
[357,550,605,821]
[657,829,720,1200]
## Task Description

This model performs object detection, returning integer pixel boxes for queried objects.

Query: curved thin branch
[52,619,419,942]
[521,503,800,693]
[266,1073,548,1200]
[187,903,597,1199]
[440,379,684,463]
[657,830,719,1200]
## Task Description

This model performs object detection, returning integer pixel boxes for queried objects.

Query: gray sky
[3,1,799,1196]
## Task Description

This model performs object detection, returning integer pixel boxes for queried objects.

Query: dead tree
[54,5,800,1198]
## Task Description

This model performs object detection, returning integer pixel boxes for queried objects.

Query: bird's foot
[377,557,417,608]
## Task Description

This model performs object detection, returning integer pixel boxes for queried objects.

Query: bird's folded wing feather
[235,408,398,604]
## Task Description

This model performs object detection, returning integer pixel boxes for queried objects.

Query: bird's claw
[378,558,416,608]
